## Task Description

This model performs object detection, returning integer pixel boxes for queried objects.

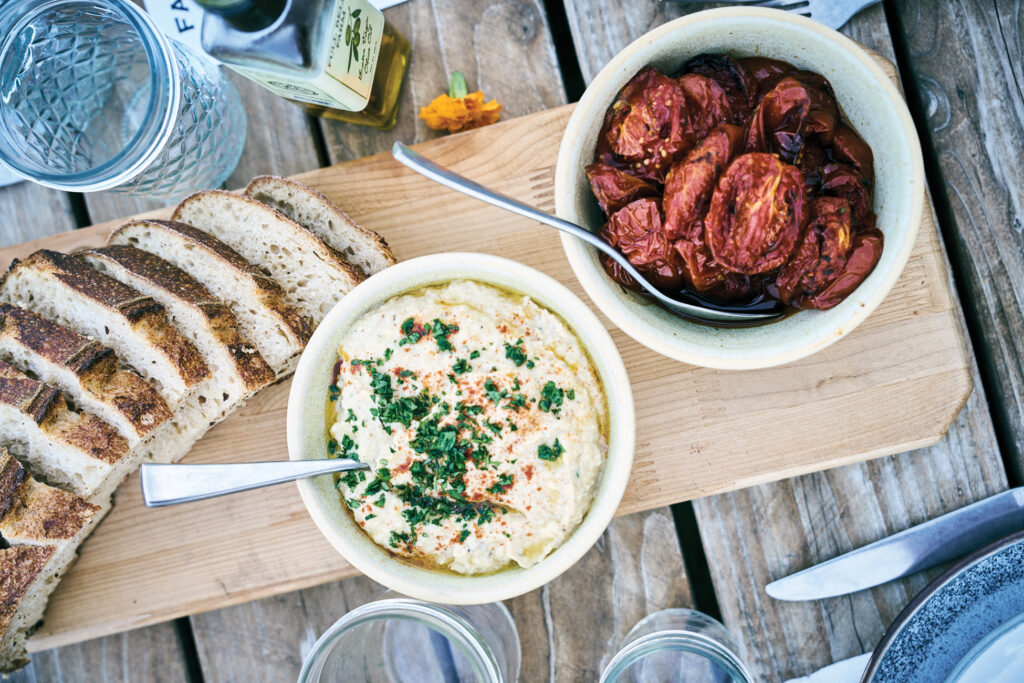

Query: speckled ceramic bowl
[555,8,925,369]
[287,253,635,604]
[863,530,1024,682]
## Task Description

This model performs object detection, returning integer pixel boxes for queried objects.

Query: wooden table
[2,1,1017,680]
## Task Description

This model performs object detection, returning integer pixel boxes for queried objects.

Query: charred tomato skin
[820,162,873,223]
[705,153,808,275]
[601,198,687,291]
[681,53,758,118]
[586,162,659,215]
[776,197,883,309]
[678,74,736,139]
[600,67,691,181]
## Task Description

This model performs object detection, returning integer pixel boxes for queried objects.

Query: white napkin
[784,652,872,683]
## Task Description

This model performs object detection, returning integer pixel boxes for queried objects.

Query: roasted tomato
[663,124,744,240]
[680,53,758,119]
[586,162,659,214]
[599,252,641,291]
[799,141,827,194]
[601,198,686,290]
[776,197,883,308]
[744,77,811,163]
[820,162,872,222]
[600,67,690,181]
[829,122,874,184]
[705,153,807,275]
[738,57,796,95]
[673,224,731,293]
[678,74,735,138]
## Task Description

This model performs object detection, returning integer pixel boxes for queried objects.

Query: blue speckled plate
[863,529,1024,682]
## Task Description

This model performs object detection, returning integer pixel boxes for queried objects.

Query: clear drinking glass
[299,597,521,683]
[600,608,753,683]
[0,0,246,200]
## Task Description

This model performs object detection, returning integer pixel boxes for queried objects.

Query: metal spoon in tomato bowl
[391,142,784,326]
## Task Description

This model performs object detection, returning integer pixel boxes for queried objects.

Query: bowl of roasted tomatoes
[554,7,925,369]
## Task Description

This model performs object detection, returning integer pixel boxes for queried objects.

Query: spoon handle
[392,142,620,259]
[140,459,368,508]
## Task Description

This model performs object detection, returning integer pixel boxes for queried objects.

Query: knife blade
[766,487,1024,601]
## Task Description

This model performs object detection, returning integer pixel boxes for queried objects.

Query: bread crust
[110,220,312,348]
[0,360,129,466]
[0,453,100,544]
[1,250,210,392]
[245,175,396,275]
[0,304,171,439]
[78,246,275,393]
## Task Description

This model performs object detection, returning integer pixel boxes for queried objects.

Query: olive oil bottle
[196,0,410,130]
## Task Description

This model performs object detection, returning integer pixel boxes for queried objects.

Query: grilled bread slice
[79,246,275,409]
[0,304,171,446]
[0,250,210,408]
[245,175,396,278]
[109,219,311,377]
[0,360,132,500]
[0,450,104,672]
[172,190,364,324]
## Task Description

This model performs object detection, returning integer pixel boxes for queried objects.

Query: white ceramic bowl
[287,253,635,604]
[555,8,925,369]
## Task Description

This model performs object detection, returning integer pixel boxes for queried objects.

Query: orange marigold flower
[419,72,502,134]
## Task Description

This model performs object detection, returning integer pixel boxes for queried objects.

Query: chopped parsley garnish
[469,350,481,359]
[398,318,424,346]
[452,358,472,374]
[538,439,565,461]
[504,339,528,366]
[459,528,471,543]
[539,381,564,414]
[327,383,340,400]
[431,318,459,352]
[484,379,506,403]
[487,473,514,494]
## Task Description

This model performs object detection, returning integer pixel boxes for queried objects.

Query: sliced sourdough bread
[0,304,171,446]
[0,250,210,408]
[78,245,275,407]
[0,545,55,672]
[109,219,311,377]
[0,450,104,672]
[244,175,396,277]
[0,361,132,500]
[172,190,364,324]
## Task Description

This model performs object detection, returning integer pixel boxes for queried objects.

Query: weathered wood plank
[6,625,191,683]
[188,3,691,680]
[559,1,1007,680]
[890,1,1024,482]
[0,182,78,244]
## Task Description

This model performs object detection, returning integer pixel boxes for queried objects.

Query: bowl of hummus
[287,253,634,604]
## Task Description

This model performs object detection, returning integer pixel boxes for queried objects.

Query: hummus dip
[327,280,607,574]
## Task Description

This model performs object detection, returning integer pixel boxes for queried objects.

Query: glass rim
[0,0,181,191]
[599,629,754,683]
[297,597,508,683]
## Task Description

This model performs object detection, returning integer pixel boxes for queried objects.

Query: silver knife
[766,487,1024,600]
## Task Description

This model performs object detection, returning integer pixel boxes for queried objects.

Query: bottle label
[228,0,383,111]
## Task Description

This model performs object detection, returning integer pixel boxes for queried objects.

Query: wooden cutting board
[3,55,970,651]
